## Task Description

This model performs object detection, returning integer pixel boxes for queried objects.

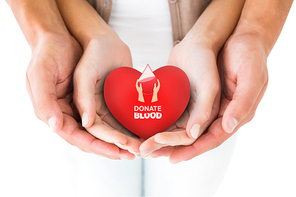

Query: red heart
[104,65,190,139]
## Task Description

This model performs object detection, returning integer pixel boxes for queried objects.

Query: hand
[151,79,160,103]
[26,32,81,133]
[153,33,268,163]
[26,33,134,160]
[136,79,144,103]
[140,40,221,158]
[73,33,142,157]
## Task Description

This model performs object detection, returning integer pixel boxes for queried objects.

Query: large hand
[154,33,269,163]
[26,33,133,160]
[26,33,81,133]
[73,34,142,157]
[140,41,221,158]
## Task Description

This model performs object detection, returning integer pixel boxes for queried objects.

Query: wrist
[181,30,221,57]
[234,19,274,56]
[181,0,245,57]
[233,0,293,56]
[78,25,118,50]
[9,0,69,48]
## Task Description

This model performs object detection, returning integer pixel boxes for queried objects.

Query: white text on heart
[134,105,162,119]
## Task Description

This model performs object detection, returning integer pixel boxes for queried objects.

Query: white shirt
[109,0,174,72]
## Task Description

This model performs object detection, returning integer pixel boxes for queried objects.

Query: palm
[158,34,269,163]
[73,37,142,156]
[169,44,220,134]
[26,34,81,124]
[140,43,221,157]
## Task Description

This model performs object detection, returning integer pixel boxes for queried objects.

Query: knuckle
[242,102,253,115]
[78,147,90,153]
[211,132,224,150]
[211,79,221,94]
[33,108,42,121]
[65,134,75,147]
[213,140,223,149]
[246,111,256,124]
[201,109,212,123]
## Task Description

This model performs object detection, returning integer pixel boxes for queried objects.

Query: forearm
[184,0,246,55]
[56,0,115,49]
[7,0,69,48]
[234,0,294,55]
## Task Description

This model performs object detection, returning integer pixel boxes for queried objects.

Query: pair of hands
[26,31,268,163]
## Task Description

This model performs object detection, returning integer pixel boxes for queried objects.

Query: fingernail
[227,117,238,133]
[115,143,126,149]
[142,152,152,158]
[190,124,200,139]
[119,155,128,160]
[82,112,89,127]
[170,158,182,164]
[128,150,141,157]
[48,117,56,131]
[150,153,161,158]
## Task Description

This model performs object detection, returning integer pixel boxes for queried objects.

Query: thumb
[222,72,268,133]
[26,71,63,133]
[73,66,97,129]
[186,84,220,139]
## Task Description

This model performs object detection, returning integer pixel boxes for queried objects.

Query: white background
[0,1,295,197]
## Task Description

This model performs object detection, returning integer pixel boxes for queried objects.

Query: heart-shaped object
[104,65,190,139]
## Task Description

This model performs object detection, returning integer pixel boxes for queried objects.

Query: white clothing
[0,1,237,197]
[94,0,237,196]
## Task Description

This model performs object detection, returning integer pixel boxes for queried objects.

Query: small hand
[151,79,160,103]
[148,33,269,163]
[140,41,221,159]
[73,34,142,157]
[136,79,144,102]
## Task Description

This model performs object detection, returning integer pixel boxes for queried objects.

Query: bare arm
[7,0,70,47]
[234,0,294,55]
[140,0,246,159]
[164,0,294,163]
[55,0,140,155]
[55,0,116,49]
[184,0,246,55]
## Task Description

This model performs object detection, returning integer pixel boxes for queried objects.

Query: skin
[7,0,293,162]
[140,0,246,158]
[55,0,142,157]
[146,0,294,163]
[7,0,136,160]
[55,0,245,158]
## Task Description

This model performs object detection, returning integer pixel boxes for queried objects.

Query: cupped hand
[26,33,82,133]
[140,40,221,158]
[151,33,269,163]
[26,33,134,160]
[73,33,142,157]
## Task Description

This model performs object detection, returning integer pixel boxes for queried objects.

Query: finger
[150,146,176,158]
[230,81,268,132]
[186,82,220,140]
[168,84,267,164]
[222,70,268,133]
[86,114,128,146]
[169,118,232,164]
[99,112,142,155]
[139,130,192,157]
[118,149,136,160]
[139,136,165,157]
[73,60,97,128]
[154,129,195,146]
[56,113,121,157]
[26,69,63,132]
